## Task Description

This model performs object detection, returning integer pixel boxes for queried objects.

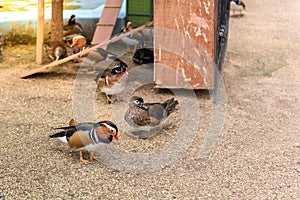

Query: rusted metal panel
[154,0,217,90]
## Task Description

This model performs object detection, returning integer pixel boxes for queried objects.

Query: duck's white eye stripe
[103,123,114,131]
[134,100,140,104]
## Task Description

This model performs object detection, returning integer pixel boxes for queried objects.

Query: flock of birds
[49,0,246,164]
[50,47,179,164]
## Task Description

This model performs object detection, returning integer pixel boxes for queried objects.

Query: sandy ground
[0,0,299,199]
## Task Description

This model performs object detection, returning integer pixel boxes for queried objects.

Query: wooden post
[51,0,63,42]
[36,0,44,64]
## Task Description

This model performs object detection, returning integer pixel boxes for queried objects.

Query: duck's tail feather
[49,131,66,138]
[164,98,179,116]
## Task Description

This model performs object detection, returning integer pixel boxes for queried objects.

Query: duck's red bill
[114,135,119,141]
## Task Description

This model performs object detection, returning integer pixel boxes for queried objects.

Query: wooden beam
[91,0,124,45]
[36,0,44,64]
[21,21,154,78]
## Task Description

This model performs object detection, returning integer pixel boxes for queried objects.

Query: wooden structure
[154,0,217,90]
[21,22,153,78]
[30,0,231,91]
[36,0,44,64]
[91,0,124,46]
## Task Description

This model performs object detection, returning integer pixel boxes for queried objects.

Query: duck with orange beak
[50,119,119,164]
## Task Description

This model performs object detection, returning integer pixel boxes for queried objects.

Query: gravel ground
[0,0,299,199]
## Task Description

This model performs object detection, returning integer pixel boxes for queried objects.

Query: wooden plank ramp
[91,0,124,46]
[20,21,153,78]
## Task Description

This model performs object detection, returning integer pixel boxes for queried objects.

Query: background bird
[78,47,118,66]
[50,119,119,164]
[69,34,87,54]
[95,58,129,103]
[230,0,246,17]
[44,41,67,61]
[0,35,3,57]
[120,21,144,52]
[124,96,179,138]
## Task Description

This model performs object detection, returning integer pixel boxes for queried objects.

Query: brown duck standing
[124,96,179,138]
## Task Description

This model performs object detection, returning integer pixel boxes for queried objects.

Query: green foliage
[127,0,153,26]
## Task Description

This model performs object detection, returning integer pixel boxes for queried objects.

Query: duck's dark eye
[110,129,114,132]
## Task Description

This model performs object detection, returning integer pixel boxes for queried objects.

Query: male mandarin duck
[50,119,119,164]
[124,96,179,138]
[95,58,129,103]
[70,35,87,54]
